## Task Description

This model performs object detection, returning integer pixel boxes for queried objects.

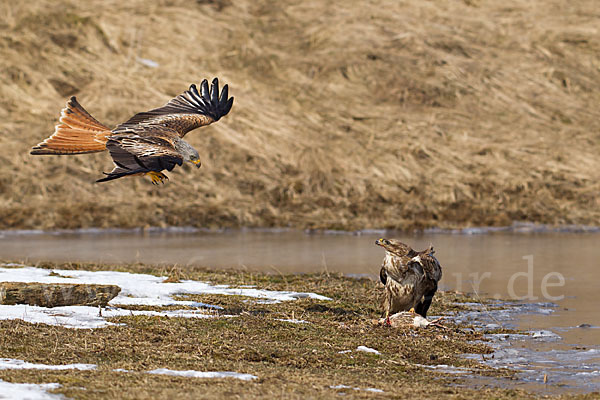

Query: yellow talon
[146,171,168,185]
[409,307,416,314]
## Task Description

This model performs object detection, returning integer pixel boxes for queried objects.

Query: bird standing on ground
[30,78,233,184]
[375,238,442,324]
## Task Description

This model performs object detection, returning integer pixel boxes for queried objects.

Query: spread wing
[97,132,183,182]
[113,78,234,137]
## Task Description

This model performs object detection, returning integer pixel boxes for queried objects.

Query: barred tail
[30,97,112,155]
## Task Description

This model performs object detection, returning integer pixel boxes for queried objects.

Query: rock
[0,282,121,307]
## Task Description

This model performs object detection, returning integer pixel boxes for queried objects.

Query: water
[1,228,599,393]
[453,301,600,394]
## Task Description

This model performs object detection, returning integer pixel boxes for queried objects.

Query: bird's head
[189,153,202,168]
[183,147,201,168]
[375,238,411,256]
[177,141,202,168]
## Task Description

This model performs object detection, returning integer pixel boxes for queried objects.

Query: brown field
[1,0,599,231]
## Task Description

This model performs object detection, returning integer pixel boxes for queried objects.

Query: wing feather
[113,78,234,137]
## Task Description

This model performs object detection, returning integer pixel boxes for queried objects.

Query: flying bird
[30,78,233,184]
[375,238,442,324]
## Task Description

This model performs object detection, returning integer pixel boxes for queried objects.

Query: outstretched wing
[113,78,234,137]
[97,133,183,182]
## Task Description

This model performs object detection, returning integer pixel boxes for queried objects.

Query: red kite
[31,78,233,184]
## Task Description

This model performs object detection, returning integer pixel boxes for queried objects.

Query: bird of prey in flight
[31,78,233,184]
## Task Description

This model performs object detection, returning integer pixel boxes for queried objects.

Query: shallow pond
[1,228,598,393]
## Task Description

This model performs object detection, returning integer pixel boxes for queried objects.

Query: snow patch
[0,266,330,329]
[531,330,561,340]
[0,358,96,371]
[356,346,380,355]
[0,379,62,400]
[415,363,472,374]
[0,266,330,306]
[329,384,384,393]
[275,318,308,324]
[147,368,257,381]
[0,304,216,329]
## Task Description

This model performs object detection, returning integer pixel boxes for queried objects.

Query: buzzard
[375,238,442,324]
[31,78,233,184]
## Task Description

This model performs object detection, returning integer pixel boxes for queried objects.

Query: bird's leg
[409,307,416,314]
[146,171,169,185]
[385,310,391,326]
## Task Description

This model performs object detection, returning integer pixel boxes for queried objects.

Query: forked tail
[30,97,112,155]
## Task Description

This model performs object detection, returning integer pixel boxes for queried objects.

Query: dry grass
[0,262,554,399]
[1,0,599,231]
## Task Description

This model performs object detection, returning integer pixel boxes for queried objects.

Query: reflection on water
[1,229,599,392]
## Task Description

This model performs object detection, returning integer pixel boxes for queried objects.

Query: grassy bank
[0,262,593,399]
[1,0,599,231]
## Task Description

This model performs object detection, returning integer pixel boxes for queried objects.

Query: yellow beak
[191,159,202,168]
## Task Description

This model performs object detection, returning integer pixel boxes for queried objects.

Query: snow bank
[0,266,331,329]
[0,266,330,306]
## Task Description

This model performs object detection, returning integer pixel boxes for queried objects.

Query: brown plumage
[31,78,234,184]
[375,238,442,321]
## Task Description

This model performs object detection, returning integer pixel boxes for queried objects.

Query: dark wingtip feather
[210,78,219,105]
[219,84,229,103]
[187,77,234,121]
[200,79,210,99]
[224,97,234,115]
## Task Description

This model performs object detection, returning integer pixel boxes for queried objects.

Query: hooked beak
[191,159,202,168]
[375,238,390,246]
